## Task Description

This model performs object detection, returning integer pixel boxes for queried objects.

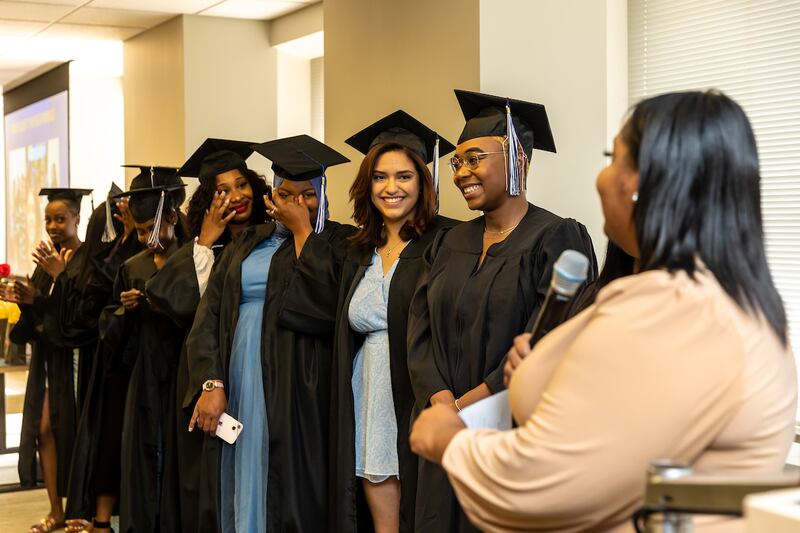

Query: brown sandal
[66,518,91,532]
[29,515,65,533]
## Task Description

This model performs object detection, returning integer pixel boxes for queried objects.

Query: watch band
[203,379,224,391]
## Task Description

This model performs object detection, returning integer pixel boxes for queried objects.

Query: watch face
[204,381,213,391]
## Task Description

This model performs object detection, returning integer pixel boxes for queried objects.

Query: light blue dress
[349,251,400,482]
[221,235,285,533]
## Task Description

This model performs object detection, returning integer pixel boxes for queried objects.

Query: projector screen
[3,90,70,275]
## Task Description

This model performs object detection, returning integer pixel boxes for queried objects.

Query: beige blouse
[441,268,796,532]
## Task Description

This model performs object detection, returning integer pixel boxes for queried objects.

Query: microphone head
[551,249,590,296]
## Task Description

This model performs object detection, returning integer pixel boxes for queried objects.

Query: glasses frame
[448,150,506,173]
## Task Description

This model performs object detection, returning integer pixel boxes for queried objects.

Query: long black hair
[623,90,787,344]
[73,202,125,293]
[186,166,270,245]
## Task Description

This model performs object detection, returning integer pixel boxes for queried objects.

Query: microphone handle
[528,289,573,348]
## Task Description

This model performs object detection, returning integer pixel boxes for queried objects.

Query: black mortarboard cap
[118,166,185,249]
[251,134,349,182]
[344,110,456,164]
[122,165,182,191]
[101,183,124,243]
[454,89,556,157]
[178,138,256,185]
[251,135,349,233]
[39,188,93,203]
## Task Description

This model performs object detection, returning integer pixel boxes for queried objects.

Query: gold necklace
[484,222,520,235]
[382,239,408,258]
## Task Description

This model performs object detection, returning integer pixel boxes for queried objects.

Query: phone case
[216,412,244,444]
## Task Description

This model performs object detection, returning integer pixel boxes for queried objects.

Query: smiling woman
[331,110,459,533]
[405,90,598,533]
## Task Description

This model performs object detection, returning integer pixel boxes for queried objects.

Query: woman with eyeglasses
[406,90,597,533]
[409,89,796,533]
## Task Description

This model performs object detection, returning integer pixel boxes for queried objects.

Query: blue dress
[349,251,400,482]
[221,235,285,533]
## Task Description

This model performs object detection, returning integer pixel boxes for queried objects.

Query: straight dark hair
[349,142,437,249]
[623,90,787,344]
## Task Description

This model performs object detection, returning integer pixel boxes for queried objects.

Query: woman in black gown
[145,138,269,533]
[331,110,458,533]
[100,168,188,533]
[406,90,598,533]
[4,188,89,533]
[186,135,353,532]
[59,186,144,532]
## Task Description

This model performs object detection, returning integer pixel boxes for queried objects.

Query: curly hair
[186,166,270,245]
[349,142,437,250]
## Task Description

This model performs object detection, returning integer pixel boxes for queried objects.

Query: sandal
[92,518,114,533]
[29,515,65,533]
[66,518,91,532]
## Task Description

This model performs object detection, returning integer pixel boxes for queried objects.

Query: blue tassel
[505,102,523,196]
[432,137,440,213]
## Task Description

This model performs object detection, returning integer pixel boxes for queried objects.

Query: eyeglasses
[448,151,506,173]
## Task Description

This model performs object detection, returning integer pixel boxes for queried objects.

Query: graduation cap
[39,188,93,213]
[251,135,350,233]
[178,138,256,185]
[454,89,556,196]
[118,165,186,249]
[101,182,124,244]
[39,187,93,203]
[344,110,456,211]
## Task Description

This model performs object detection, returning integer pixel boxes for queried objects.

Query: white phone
[215,412,243,444]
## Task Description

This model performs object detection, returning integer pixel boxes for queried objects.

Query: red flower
[0,263,11,278]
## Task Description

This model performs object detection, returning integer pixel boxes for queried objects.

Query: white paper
[458,390,512,430]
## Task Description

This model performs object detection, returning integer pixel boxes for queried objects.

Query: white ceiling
[0,0,317,87]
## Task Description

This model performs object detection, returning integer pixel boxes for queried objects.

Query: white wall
[479,0,628,261]
[69,63,125,238]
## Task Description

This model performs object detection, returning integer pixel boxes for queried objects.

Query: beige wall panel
[123,16,185,177]
[182,15,278,178]
[324,0,479,224]
[269,2,323,47]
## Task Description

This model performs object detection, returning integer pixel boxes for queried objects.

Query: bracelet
[454,398,462,411]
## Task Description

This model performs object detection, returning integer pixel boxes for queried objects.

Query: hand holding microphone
[504,249,590,386]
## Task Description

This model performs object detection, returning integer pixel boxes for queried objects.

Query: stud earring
[632,192,639,203]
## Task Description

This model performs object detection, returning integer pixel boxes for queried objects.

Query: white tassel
[314,173,326,234]
[147,190,166,249]
[432,137,440,213]
[505,102,523,196]
[101,197,117,243]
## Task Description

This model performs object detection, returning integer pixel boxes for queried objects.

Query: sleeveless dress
[350,251,400,482]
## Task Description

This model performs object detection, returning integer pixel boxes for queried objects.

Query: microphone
[528,249,590,348]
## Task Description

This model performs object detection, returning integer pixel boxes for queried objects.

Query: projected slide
[4,90,69,276]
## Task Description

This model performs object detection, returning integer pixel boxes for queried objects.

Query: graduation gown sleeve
[277,224,356,335]
[184,242,237,406]
[145,241,207,329]
[407,227,453,408]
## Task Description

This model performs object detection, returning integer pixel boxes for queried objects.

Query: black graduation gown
[186,220,355,533]
[407,203,597,533]
[64,233,143,520]
[330,215,459,533]
[43,244,95,414]
[12,255,83,496]
[112,245,185,533]
[145,240,226,533]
